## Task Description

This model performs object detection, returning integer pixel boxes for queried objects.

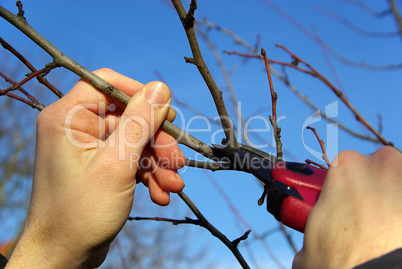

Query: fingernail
[145,82,170,105]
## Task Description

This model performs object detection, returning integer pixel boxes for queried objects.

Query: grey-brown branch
[170,0,239,149]
[0,4,216,159]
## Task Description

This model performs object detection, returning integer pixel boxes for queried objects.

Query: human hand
[293,146,402,269]
[7,68,185,268]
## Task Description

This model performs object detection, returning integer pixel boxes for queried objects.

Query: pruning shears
[212,140,327,233]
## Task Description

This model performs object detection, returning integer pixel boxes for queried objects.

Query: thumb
[104,81,171,169]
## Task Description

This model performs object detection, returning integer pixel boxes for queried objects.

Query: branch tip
[16,1,25,19]
[232,230,251,248]
[184,57,195,64]
[184,0,197,28]
[306,126,331,167]
[258,189,267,206]
[262,49,283,160]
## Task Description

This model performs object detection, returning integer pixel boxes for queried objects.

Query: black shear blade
[212,144,276,185]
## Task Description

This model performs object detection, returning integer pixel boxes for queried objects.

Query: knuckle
[337,150,358,163]
[370,146,402,183]
[332,150,362,169]
[325,150,365,187]
[36,103,61,132]
[372,146,400,161]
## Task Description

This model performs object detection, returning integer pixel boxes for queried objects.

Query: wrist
[6,231,82,269]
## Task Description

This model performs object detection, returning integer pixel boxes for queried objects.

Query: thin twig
[203,171,287,268]
[313,6,398,38]
[275,44,393,147]
[197,20,258,54]
[341,0,392,18]
[0,36,64,98]
[389,0,402,41]
[278,223,298,254]
[232,230,251,248]
[261,48,283,160]
[131,192,252,269]
[306,126,331,167]
[261,0,402,71]
[0,71,44,110]
[170,0,238,149]
[1,91,44,111]
[4,64,57,93]
[224,50,391,144]
[227,46,396,147]
[201,20,393,145]
[305,159,329,171]
[128,216,200,225]
[177,191,250,269]
[16,1,25,19]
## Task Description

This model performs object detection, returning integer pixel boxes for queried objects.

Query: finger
[152,130,185,170]
[154,167,184,193]
[167,107,176,122]
[102,107,124,140]
[96,81,171,181]
[136,148,184,193]
[292,250,305,269]
[136,167,150,187]
[148,173,171,206]
[63,69,174,143]
[148,151,184,193]
[135,148,155,186]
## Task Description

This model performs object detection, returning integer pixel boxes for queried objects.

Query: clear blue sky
[1,1,401,268]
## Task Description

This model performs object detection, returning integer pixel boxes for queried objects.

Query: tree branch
[261,48,283,160]
[177,191,250,269]
[275,44,393,147]
[131,191,252,268]
[313,6,398,38]
[128,216,200,226]
[0,36,64,98]
[224,50,393,144]
[0,4,217,159]
[0,71,44,110]
[170,0,238,148]
[3,64,57,93]
[389,0,402,41]
[185,159,233,171]
[305,159,329,171]
[226,46,394,147]
[306,126,331,167]
[195,24,249,144]
[341,0,392,18]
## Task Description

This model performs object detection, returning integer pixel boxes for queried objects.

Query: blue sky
[1,1,401,268]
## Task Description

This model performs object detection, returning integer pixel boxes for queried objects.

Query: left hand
[7,68,185,268]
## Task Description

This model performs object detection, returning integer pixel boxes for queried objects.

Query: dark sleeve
[353,248,402,269]
[0,253,8,269]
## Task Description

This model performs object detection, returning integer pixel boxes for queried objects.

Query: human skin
[6,68,185,268]
[293,146,402,268]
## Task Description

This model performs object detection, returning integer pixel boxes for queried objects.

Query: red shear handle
[271,162,327,233]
